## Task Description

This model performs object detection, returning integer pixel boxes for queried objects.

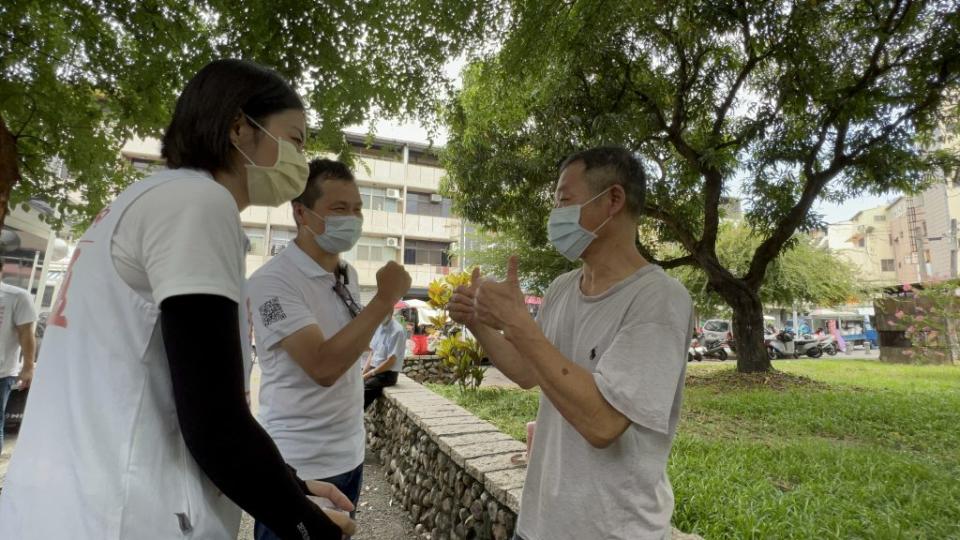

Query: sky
[347,118,900,226]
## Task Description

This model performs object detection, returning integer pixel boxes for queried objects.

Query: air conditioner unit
[385,237,399,247]
[430,193,443,204]
[386,188,401,199]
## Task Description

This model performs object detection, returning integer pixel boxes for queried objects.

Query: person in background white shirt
[0,280,37,455]
[362,313,406,409]
[0,59,353,540]
[247,159,412,540]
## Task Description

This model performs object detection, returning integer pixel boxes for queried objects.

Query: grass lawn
[428,359,960,539]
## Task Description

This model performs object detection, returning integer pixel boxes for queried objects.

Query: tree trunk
[713,279,771,372]
[0,114,19,230]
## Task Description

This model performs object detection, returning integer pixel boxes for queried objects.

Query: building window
[359,186,399,213]
[348,236,398,263]
[873,215,886,222]
[128,157,161,172]
[881,259,895,272]
[409,152,441,166]
[244,227,266,255]
[404,240,451,266]
[888,234,893,246]
[406,191,452,217]
[269,228,296,256]
[858,238,865,247]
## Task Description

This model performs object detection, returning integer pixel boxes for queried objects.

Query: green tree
[664,223,863,318]
[442,0,960,372]
[1,1,489,230]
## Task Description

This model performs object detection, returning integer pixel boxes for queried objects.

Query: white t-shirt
[247,241,365,480]
[517,265,693,540]
[111,177,252,386]
[111,177,244,304]
[0,282,38,378]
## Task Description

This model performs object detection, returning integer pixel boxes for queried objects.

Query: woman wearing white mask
[0,59,354,540]
[245,158,411,540]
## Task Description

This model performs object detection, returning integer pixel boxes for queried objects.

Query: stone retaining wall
[365,375,701,540]
[402,355,458,385]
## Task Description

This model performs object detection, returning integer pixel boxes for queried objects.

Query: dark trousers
[363,371,399,410]
[0,376,15,454]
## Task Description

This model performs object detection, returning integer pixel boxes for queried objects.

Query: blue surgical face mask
[547,187,613,262]
[305,208,363,254]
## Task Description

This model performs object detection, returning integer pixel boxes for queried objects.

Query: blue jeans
[255,463,364,540]
[0,376,17,454]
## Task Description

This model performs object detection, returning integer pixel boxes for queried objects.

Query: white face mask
[233,114,308,207]
[547,187,613,262]
[304,207,363,254]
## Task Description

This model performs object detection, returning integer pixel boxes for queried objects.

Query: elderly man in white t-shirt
[247,159,411,540]
[450,147,693,540]
[0,280,37,455]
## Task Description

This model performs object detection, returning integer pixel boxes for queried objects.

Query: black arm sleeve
[160,294,341,540]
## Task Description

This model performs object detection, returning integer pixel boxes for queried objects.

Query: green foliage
[1,1,492,229]
[427,270,485,391]
[431,360,960,538]
[665,222,863,317]
[440,0,960,371]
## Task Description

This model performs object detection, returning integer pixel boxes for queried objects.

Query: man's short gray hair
[559,146,646,218]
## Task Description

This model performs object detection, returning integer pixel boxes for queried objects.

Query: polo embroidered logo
[259,296,287,326]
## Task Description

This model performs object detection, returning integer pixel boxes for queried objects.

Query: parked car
[3,311,48,433]
[701,319,732,346]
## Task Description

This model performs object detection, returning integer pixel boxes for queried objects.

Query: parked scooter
[764,329,796,359]
[793,335,823,358]
[688,335,706,362]
[819,334,838,356]
[702,337,732,361]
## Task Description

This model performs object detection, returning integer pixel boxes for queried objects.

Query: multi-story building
[887,195,930,284]
[122,132,465,303]
[919,181,960,280]
[827,180,960,287]
[825,205,898,287]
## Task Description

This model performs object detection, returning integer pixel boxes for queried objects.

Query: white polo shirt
[247,241,365,480]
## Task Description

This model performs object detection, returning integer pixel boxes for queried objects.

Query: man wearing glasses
[247,159,411,540]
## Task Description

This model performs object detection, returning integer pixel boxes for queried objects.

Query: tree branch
[742,1,919,289]
[12,93,38,139]
[635,238,696,270]
[643,203,699,253]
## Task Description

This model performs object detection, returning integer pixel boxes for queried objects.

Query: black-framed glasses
[332,264,362,318]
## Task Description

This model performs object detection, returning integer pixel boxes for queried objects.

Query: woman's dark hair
[161,59,303,173]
